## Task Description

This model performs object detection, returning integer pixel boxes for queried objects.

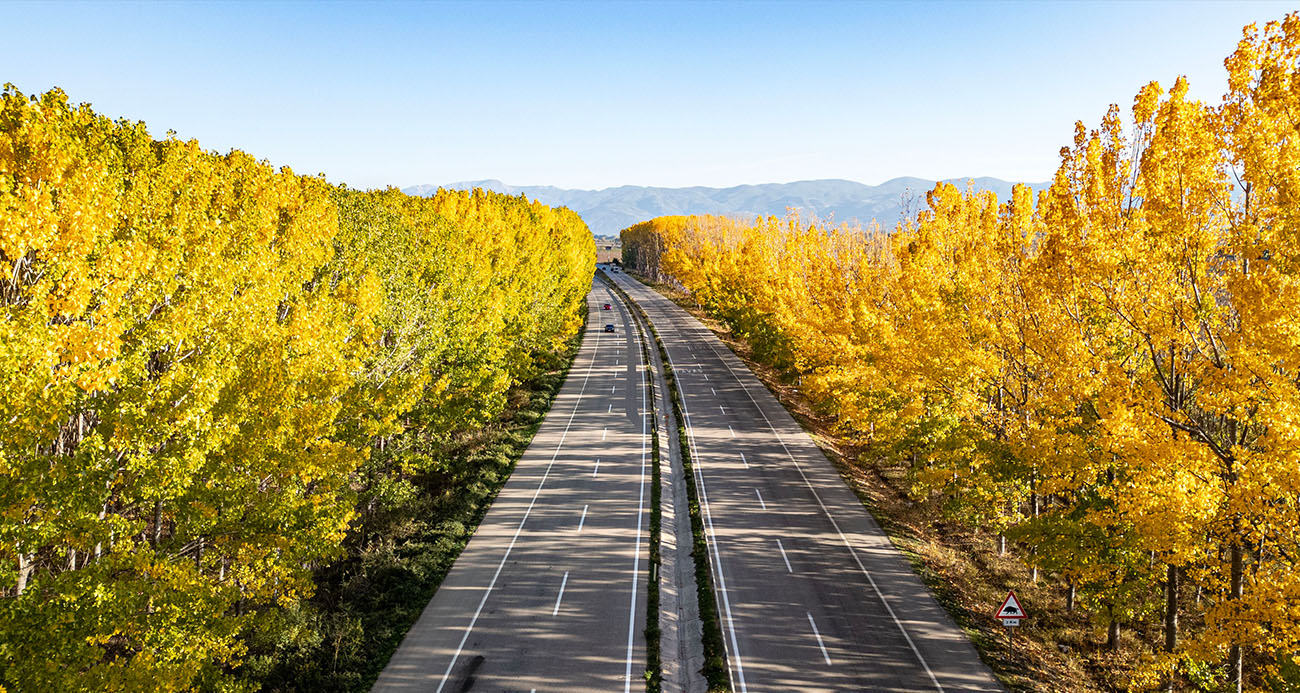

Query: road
[372,279,650,693]
[608,268,1003,693]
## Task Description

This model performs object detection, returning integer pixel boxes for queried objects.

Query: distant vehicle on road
[604,324,616,333]
[603,303,612,310]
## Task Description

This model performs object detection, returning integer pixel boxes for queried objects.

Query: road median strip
[602,272,731,693]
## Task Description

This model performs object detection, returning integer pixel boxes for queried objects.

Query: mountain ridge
[402,177,1050,236]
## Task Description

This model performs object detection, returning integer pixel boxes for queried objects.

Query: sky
[3,0,1294,191]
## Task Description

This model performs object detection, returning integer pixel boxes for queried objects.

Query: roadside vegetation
[249,325,585,691]
[621,15,1300,692]
[0,85,594,691]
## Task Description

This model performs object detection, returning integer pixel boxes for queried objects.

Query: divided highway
[373,279,651,693]
[608,268,1002,693]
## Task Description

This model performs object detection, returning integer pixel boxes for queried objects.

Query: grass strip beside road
[636,295,664,692]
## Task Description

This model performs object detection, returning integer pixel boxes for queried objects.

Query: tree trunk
[1165,563,1179,692]
[998,534,1006,556]
[1066,582,1076,612]
[1107,616,1121,651]
[16,553,33,596]
[94,501,106,561]
[1029,486,1040,582]
[1165,564,1179,652]
[1229,539,1244,693]
[152,499,163,547]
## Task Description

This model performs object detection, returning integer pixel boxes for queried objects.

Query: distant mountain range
[402,177,1049,237]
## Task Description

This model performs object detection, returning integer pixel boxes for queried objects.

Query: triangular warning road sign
[995,590,1027,619]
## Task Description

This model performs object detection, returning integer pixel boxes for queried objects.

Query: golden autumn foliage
[623,15,1300,691]
[0,86,593,690]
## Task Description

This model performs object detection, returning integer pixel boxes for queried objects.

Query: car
[604,324,616,333]
[603,303,612,310]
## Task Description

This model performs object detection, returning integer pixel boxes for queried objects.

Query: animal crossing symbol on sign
[995,590,1027,626]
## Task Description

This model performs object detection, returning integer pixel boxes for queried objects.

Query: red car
[603,303,612,310]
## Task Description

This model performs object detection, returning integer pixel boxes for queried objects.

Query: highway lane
[609,268,1002,693]
[372,280,650,693]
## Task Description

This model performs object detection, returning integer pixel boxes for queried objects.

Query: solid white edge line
[808,612,832,665]
[623,295,649,693]
[776,539,793,573]
[553,571,569,616]
[699,322,945,692]
[434,299,602,693]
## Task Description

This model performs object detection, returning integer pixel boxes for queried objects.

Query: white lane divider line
[593,458,601,477]
[719,405,726,415]
[776,539,793,573]
[711,387,716,395]
[602,427,608,441]
[728,425,736,438]
[577,504,588,533]
[611,385,616,393]
[740,452,748,469]
[755,489,766,510]
[553,572,569,616]
[808,613,831,664]
[608,403,613,413]
[703,373,709,380]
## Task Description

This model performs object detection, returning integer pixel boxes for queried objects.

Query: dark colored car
[603,303,612,310]
[604,324,616,333]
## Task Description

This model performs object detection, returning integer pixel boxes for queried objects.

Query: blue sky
[3,0,1292,190]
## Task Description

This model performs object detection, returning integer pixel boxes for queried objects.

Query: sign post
[994,590,1027,652]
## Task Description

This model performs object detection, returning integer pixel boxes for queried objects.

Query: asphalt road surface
[609,268,1003,693]
[372,280,650,693]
